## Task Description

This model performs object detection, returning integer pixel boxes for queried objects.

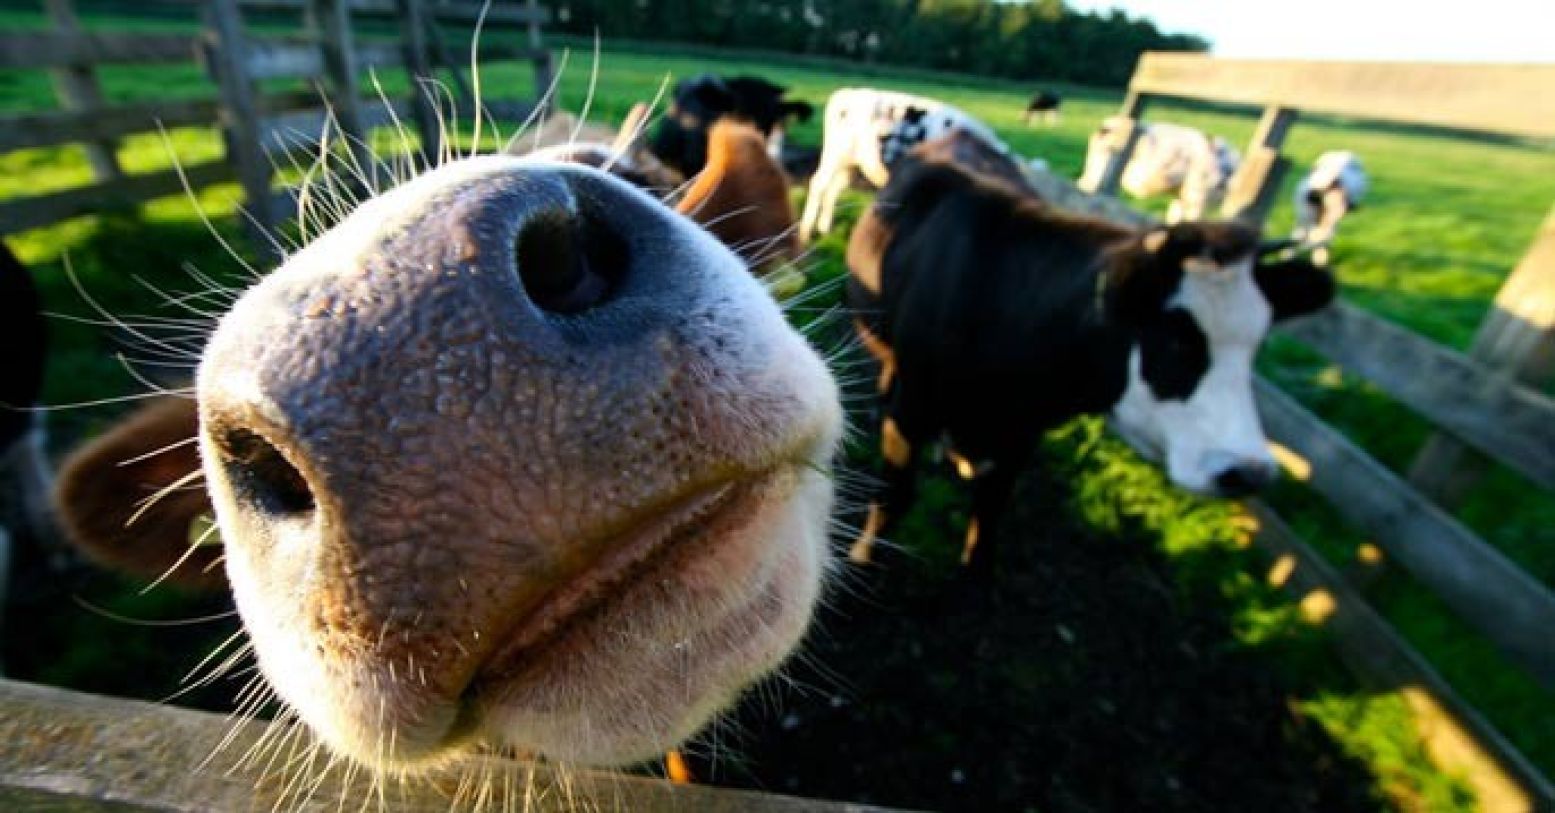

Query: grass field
[4,6,1555,809]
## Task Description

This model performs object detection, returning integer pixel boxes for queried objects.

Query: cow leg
[849,406,924,566]
[814,163,852,239]
[799,155,841,243]
[961,455,1023,577]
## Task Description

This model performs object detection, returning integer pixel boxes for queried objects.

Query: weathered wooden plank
[305,0,371,173]
[1410,205,1555,502]
[0,159,233,235]
[1254,378,1555,686]
[0,98,219,153]
[1281,301,1555,492]
[203,0,282,259]
[257,97,413,154]
[0,91,318,153]
[44,0,123,182]
[1245,502,1554,811]
[1077,90,1147,198]
[241,38,405,80]
[0,679,907,812]
[0,32,195,69]
[396,0,444,164]
[1130,53,1555,139]
[1220,104,1296,223]
[153,0,552,25]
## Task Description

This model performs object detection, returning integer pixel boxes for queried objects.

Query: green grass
[5,7,1555,808]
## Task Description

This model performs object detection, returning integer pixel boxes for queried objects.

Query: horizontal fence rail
[1246,502,1555,810]
[0,679,907,813]
[1129,53,1555,139]
[0,31,196,68]
[0,0,552,239]
[1255,378,1555,687]
[1280,302,1555,492]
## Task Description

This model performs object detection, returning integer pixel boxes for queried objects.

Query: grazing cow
[798,87,1004,242]
[1023,90,1063,125]
[847,155,1334,572]
[676,120,802,273]
[648,73,814,178]
[1079,116,1242,223]
[1292,150,1368,265]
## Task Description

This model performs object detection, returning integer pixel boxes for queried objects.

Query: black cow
[1,241,54,654]
[648,74,813,177]
[846,156,1334,572]
[1024,90,1062,125]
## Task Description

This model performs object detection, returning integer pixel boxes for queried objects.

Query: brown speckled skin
[198,158,839,768]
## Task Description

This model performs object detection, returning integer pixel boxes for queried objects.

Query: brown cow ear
[1254,255,1336,320]
[54,396,225,591]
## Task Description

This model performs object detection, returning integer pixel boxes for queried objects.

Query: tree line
[548,0,1208,88]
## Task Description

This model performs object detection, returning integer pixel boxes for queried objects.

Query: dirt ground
[685,462,1382,812]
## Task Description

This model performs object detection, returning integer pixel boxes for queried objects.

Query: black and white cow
[1079,116,1241,223]
[1023,90,1062,125]
[798,87,1003,243]
[1292,150,1368,265]
[648,73,814,178]
[846,154,1334,572]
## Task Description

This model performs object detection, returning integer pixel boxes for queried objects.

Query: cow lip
[464,468,782,692]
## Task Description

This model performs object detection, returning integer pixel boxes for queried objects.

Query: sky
[1064,0,1554,64]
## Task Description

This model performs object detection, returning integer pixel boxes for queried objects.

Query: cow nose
[511,204,631,315]
[1213,460,1278,497]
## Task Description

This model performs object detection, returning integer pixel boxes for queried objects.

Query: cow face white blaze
[1110,232,1282,497]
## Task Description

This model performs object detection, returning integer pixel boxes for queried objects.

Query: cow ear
[780,99,814,123]
[1255,256,1336,320]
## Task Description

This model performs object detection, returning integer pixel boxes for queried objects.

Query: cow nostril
[514,208,629,315]
[218,427,315,518]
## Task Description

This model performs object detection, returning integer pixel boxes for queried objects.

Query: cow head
[190,154,842,771]
[1103,221,1334,496]
[649,74,813,177]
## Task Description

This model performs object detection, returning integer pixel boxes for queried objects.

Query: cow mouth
[461,459,808,705]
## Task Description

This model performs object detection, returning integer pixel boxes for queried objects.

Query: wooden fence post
[305,0,372,181]
[395,0,443,166]
[202,0,280,264]
[1409,205,1555,503]
[527,0,553,111]
[1079,90,1147,197]
[1221,104,1297,224]
[44,0,123,183]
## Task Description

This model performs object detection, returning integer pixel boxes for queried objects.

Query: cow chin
[1111,352,1275,499]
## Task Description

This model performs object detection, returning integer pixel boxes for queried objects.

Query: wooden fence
[0,0,553,260]
[1081,53,1555,809]
[0,678,909,812]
